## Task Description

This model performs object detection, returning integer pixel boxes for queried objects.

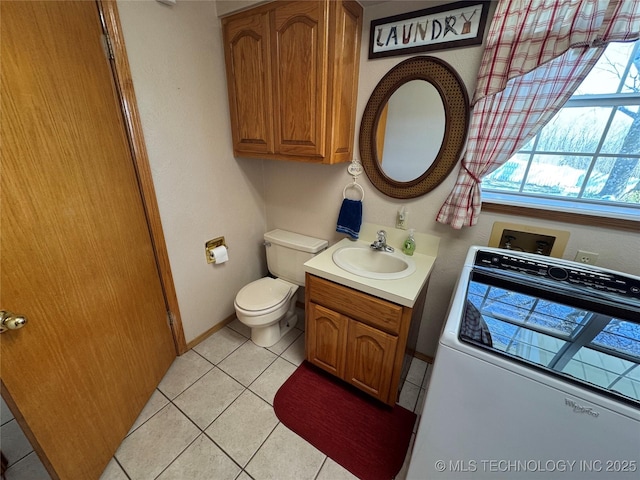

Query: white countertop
[304,224,439,308]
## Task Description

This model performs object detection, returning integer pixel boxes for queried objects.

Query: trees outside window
[484,41,640,210]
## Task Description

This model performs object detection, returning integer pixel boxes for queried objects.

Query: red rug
[273,361,416,480]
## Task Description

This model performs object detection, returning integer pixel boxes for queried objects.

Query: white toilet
[234,229,328,347]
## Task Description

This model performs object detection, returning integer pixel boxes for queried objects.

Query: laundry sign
[369,1,490,59]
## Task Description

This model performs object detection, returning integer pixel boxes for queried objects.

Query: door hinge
[101,33,114,60]
[167,311,174,327]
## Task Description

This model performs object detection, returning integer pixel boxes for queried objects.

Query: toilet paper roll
[211,245,229,264]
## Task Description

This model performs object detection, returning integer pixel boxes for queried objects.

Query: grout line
[313,456,329,480]
[226,319,251,339]
[4,450,35,471]
[125,388,171,438]
[240,421,282,477]
[189,346,219,366]
[151,433,204,480]
[3,452,49,479]
[164,349,289,475]
[168,372,245,433]
[214,363,250,387]
[156,355,217,402]
[115,326,426,480]
[112,456,132,480]
[238,468,256,480]
[202,429,246,473]
[404,378,424,388]
[191,331,248,367]
[149,391,249,479]
[113,327,308,480]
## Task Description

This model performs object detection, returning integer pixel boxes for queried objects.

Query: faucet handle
[377,229,386,238]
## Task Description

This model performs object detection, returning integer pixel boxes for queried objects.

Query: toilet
[234,229,328,347]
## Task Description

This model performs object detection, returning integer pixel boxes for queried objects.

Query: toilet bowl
[233,229,328,348]
[234,277,299,347]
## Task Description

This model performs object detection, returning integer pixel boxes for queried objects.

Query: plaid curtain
[436,0,640,229]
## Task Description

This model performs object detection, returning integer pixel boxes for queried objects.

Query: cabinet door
[345,320,398,402]
[325,0,361,163]
[223,11,274,155]
[272,1,327,157]
[306,302,347,377]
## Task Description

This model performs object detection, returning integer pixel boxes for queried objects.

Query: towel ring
[343,182,364,201]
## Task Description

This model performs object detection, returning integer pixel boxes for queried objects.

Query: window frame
[482,199,638,231]
[482,41,640,231]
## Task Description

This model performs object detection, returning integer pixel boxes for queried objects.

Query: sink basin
[332,245,416,280]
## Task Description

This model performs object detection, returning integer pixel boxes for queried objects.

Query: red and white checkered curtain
[436,0,640,229]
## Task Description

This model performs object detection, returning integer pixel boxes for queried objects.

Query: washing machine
[407,247,640,479]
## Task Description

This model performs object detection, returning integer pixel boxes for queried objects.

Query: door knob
[0,310,28,333]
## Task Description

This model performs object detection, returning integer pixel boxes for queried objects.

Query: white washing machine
[407,247,640,479]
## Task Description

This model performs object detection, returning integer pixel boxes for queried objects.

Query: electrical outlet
[396,209,408,230]
[574,250,599,265]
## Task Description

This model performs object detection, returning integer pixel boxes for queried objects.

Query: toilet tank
[264,229,328,286]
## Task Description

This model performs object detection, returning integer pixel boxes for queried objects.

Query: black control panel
[474,250,640,300]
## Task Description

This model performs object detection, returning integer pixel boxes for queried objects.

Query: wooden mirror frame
[359,56,470,199]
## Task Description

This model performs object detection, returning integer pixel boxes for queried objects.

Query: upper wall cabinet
[222,0,362,164]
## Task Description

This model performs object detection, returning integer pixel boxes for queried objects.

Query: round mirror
[360,56,469,199]
[377,80,445,182]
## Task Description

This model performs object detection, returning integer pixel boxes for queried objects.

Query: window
[483,41,640,221]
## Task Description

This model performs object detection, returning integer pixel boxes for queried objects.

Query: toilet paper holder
[205,236,228,264]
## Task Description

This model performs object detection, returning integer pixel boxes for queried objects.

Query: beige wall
[261,1,640,356]
[118,0,640,355]
[117,0,267,343]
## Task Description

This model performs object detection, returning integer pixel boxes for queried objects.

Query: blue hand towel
[336,198,362,239]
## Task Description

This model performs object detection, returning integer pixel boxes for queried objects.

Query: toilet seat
[234,277,294,315]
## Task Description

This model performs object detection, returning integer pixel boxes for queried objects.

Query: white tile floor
[1,312,431,480]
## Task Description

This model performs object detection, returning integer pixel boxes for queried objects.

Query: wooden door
[306,303,348,377]
[272,1,328,157]
[0,2,176,479]
[223,9,274,156]
[345,320,397,403]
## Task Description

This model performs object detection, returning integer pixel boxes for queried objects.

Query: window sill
[482,192,640,232]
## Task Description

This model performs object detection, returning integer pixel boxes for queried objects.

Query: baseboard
[413,351,434,364]
[185,313,236,352]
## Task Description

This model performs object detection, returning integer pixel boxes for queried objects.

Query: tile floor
[1,311,432,480]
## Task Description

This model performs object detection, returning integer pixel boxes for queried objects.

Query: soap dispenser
[402,229,416,256]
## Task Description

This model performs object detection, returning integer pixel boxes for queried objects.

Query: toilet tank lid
[264,229,328,254]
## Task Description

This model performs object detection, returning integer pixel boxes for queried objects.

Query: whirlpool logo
[565,398,600,417]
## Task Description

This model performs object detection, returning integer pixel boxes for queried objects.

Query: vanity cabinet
[306,303,348,377]
[221,0,362,164]
[305,273,427,406]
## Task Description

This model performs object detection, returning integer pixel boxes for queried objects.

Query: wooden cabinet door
[325,0,361,163]
[345,320,398,402]
[223,10,274,155]
[272,1,328,157]
[306,302,347,377]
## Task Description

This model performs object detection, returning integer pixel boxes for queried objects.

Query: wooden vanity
[303,226,439,406]
[305,273,428,406]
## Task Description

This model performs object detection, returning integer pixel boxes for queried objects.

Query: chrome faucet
[370,230,394,252]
